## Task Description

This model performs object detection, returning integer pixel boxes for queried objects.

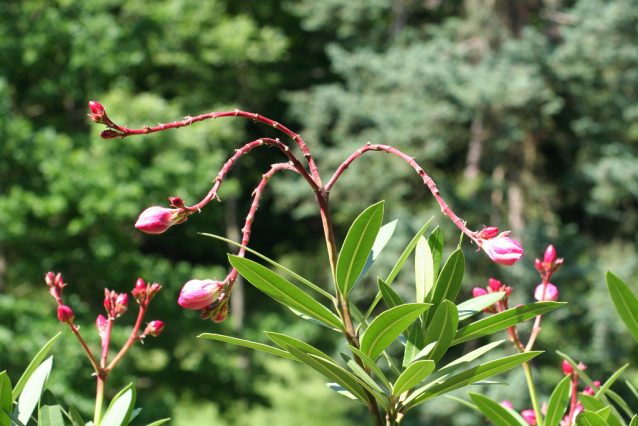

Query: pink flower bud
[488,278,502,292]
[501,401,513,409]
[178,279,225,310]
[135,206,181,235]
[480,236,524,266]
[583,381,601,395]
[521,410,537,425]
[534,283,559,302]
[562,360,573,375]
[534,258,544,273]
[544,245,557,265]
[88,101,104,115]
[148,283,162,299]
[45,271,66,301]
[573,404,584,418]
[115,293,128,316]
[100,130,121,140]
[133,278,147,299]
[57,305,74,324]
[476,226,500,239]
[578,362,587,371]
[473,287,488,297]
[96,314,108,333]
[144,320,165,337]
[104,290,113,313]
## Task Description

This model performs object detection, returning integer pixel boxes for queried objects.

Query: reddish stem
[67,323,101,373]
[106,305,147,371]
[326,143,478,243]
[101,318,113,368]
[104,109,322,186]
[218,163,299,299]
[525,271,554,352]
[567,373,579,423]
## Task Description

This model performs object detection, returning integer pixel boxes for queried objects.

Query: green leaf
[427,227,444,281]
[12,333,60,400]
[346,345,392,391]
[629,415,637,426]
[625,378,638,401]
[580,394,623,426]
[284,346,370,404]
[201,233,334,301]
[326,384,365,404]
[341,355,390,411]
[101,384,136,426]
[403,324,425,368]
[198,333,298,361]
[415,236,434,304]
[422,301,458,363]
[336,201,384,295]
[597,407,612,421]
[228,255,345,331]
[265,332,334,362]
[595,364,628,400]
[0,372,12,426]
[378,278,404,309]
[469,393,527,426]
[39,390,65,426]
[4,410,26,426]
[545,375,572,426]
[393,361,435,398]
[387,218,434,285]
[457,293,506,321]
[144,419,171,426]
[606,271,638,345]
[68,405,86,426]
[288,308,341,331]
[425,249,465,325]
[352,220,398,293]
[576,411,610,426]
[607,389,634,418]
[360,303,431,360]
[452,302,565,346]
[404,351,541,409]
[17,355,53,425]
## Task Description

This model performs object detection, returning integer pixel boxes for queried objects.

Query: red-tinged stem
[219,163,299,300]
[183,138,317,212]
[568,373,579,423]
[106,305,147,371]
[326,143,479,243]
[525,271,554,352]
[95,375,106,425]
[104,109,323,187]
[67,323,100,373]
[101,318,113,368]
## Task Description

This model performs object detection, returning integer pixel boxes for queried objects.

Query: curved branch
[99,107,322,186]
[184,138,318,212]
[326,142,479,243]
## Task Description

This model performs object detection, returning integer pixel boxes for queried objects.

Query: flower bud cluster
[142,320,165,337]
[472,278,512,313]
[45,272,67,303]
[131,278,162,307]
[104,289,129,319]
[534,245,564,280]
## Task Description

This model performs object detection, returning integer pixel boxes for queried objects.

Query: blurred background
[1,0,638,424]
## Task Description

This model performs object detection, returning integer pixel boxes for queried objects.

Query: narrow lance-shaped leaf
[403,351,541,409]
[452,302,565,346]
[428,227,444,281]
[360,303,430,360]
[229,255,345,331]
[351,220,397,293]
[68,405,86,426]
[415,236,434,303]
[39,390,65,426]
[284,346,370,404]
[595,364,628,400]
[17,356,53,425]
[12,333,60,400]
[403,324,424,368]
[544,375,572,426]
[378,278,404,309]
[606,271,638,345]
[199,334,298,361]
[265,332,335,362]
[101,384,136,426]
[606,389,634,419]
[422,301,458,363]
[393,361,435,398]
[347,345,392,391]
[457,292,506,321]
[575,411,610,426]
[341,355,390,411]
[425,249,465,326]
[144,419,171,426]
[0,372,11,426]
[336,201,384,295]
[469,393,527,426]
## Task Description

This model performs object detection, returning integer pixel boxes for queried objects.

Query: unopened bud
[115,293,128,316]
[544,245,557,265]
[132,278,147,303]
[104,289,114,313]
[534,283,559,302]
[57,305,75,324]
[473,287,488,298]
[135,206,182,235]
[96,314,108,333]
[521,410,537,425]
[179,279,225,310]
[212,300,229,323]
[478,226,499,239]
[534,258,544,274]
[480,236,524,266]
[45,271,66,302]
[562,360,573,375]
[488,278,502,292]
[88,101,105,115]
[148,283,162,300]
[169,196,186,209]
[577,362,587,371]
[501,401,513,409]
[100,130,121,140]
[144,320,165,337]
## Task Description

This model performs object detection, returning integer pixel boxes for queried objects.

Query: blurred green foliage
[1,0,638,424]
